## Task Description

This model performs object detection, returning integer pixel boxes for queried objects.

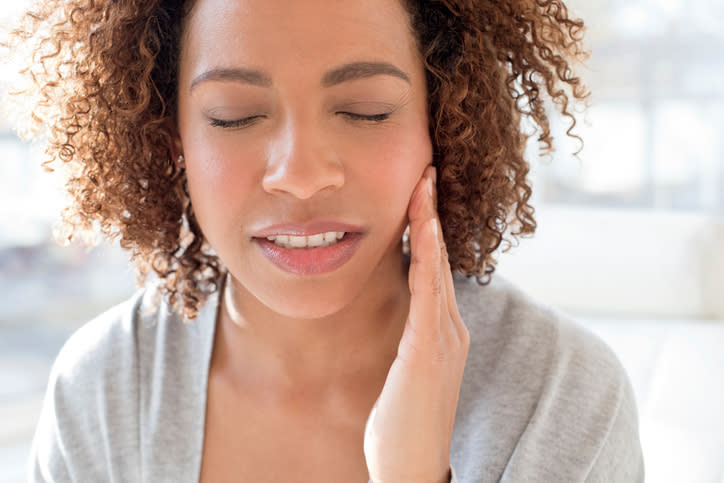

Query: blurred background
[1,1,723,482]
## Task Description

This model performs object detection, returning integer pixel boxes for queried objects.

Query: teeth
[289,235,307,248]
[266,231,346,249]
[307,233,324,246]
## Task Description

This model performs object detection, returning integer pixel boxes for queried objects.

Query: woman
[4,0,644,481]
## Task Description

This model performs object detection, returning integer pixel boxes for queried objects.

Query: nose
[262,119,345,200]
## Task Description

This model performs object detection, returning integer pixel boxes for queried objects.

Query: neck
[213,252,411,399]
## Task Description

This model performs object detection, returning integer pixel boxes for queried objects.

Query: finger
[430,173,468,347]
[429,183,454,342]
[407,166,437,292]
[408,218,442,340]
[407,165,437,232]
[437,217,467,345]
[427,173,453,336]
[407,166,442,338]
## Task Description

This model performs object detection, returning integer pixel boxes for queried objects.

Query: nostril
[261,158,345,199]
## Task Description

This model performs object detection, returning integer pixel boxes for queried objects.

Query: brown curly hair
[2,0,588,320]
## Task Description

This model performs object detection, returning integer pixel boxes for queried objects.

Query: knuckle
[430,349,449,364]
[410,252,425,268]
[441,243,449,261]
[430,272,443,296]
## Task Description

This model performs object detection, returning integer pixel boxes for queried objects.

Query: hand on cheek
[363,165,470,483]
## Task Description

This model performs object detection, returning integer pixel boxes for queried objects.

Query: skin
[174,0,469,481]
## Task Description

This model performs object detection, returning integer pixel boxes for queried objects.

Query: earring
[177,154,185,167]
[402,224,410,256]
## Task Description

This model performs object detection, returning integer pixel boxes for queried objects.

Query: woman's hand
[364,165,470,483]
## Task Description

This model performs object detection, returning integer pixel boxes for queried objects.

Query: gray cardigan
[28,273,644,482]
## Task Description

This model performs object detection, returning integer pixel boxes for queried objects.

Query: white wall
[497,205,724,319]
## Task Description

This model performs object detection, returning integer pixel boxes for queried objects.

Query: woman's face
[176,0,432,319]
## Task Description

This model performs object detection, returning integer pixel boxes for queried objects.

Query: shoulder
[47,284,177,395]
[29,288,149,481]
[453,272,628,387]
[47,282,216,393]
[29,284,218,482]
[451,273,644,482]
[50,288,147,384]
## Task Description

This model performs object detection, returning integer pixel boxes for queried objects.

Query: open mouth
[264,231,347,249]
[254,232,363,276]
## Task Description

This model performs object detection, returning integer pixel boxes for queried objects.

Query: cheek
[359,126,432,215]
[184,127,253,182]
[183,134,261,233]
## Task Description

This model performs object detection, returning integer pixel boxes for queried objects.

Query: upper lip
[251,220,365,238]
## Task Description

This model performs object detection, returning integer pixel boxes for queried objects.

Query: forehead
[180,0,420,78]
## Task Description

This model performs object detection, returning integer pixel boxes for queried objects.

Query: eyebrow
[190,68,273,91]
[321,61,411,87]
[189,61,410,92]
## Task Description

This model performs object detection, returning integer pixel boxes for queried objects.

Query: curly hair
[2,0,588,320]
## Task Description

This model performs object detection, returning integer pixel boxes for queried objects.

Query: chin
[251,277,362,320]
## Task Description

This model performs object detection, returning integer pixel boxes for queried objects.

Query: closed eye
[338,112,392,123]
[208,115,265,129]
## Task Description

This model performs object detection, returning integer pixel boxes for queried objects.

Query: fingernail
[431,168,437,184]
[427,177,434,197]
[431,219,438,237]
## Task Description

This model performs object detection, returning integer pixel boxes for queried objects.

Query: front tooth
[307,233,325,246]
[323,232,338,243]
[288,235,307,248]
[276,235,289,245]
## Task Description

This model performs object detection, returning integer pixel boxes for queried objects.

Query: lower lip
[254,233,364,276]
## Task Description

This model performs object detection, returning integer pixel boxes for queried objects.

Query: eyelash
[209,116,264,129]
[338,112,392,123]
[208,112,392,129]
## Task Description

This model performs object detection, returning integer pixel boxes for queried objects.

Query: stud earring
[402,224,410,255]
[177,154,185,167]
